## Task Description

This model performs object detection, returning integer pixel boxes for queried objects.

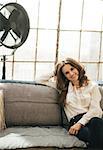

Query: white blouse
[38,75,103,126]
[64,81,103,125]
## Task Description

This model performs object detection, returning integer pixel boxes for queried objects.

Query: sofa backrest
[0,80,61,127]
[0,80,103,127]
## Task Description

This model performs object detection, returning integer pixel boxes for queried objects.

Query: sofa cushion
[0,82,61,126]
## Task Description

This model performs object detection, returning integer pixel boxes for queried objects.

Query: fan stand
[1,55,6,79]
[0,48,17,80]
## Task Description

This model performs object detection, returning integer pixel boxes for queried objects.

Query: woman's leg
[88,117,103,149]
[76,126,90,143]
[76,117,103,149]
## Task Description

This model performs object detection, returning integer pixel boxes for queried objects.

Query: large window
[0,0,103,81]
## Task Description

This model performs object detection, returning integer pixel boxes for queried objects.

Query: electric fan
[0,2,30,79]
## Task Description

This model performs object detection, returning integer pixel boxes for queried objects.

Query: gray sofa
[0,80,103,150]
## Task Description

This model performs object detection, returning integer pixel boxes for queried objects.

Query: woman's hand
[68,123,82,135]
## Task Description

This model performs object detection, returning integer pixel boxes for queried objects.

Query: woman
[42,58,103,149]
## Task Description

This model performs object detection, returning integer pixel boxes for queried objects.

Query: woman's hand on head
[68,123,82,135]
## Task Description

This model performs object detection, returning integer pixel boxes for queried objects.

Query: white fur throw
[0,127,86,149]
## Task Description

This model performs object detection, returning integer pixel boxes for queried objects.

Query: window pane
[99,64,103,80]
[84,63,98,80]
[0,0,16,5]
[13,63,34,81]
[58,31,80,60]
[0,46,14,56]
[60,0,83,30]
[100,33,103,61]
[14,29,36,61]
[0,0,102,82]
[6,55,13,61]
[82,0,103,31]
[17,0,39,28]
[35,63,54,80]
[37,30,57,61]
[80,32,100,62]
[5,62,12,80]
[38,0,59,29]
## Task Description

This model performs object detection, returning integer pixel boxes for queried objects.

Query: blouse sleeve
[36,72,57,89]
[78,83,103,125]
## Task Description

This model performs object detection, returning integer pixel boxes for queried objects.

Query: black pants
[61,108,103,149]
[75,117,103,149]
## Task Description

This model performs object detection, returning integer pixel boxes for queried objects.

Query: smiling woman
[43,57,103,149]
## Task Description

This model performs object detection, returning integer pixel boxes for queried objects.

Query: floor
[16,147,86,150]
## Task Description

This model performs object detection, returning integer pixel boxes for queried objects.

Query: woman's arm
[36,72,57,89]
[78,83,103,126]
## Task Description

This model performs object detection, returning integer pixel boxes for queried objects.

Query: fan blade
[0,31,8,42]
[12,28,21,39]
[0,13,10,31]
[9,31,16,41]
[8,9,21,38]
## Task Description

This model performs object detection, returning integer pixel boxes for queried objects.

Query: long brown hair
[54,58,89,105]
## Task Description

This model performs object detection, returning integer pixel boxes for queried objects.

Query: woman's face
[62,64,79,82]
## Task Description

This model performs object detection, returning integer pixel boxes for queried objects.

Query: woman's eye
[70,67,74,71]
[65,71,69,75]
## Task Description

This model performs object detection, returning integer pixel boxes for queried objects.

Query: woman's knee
[89,117,103,127]
[88,117,103,136]
[87,117,103,149]
[76,127,90,142]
